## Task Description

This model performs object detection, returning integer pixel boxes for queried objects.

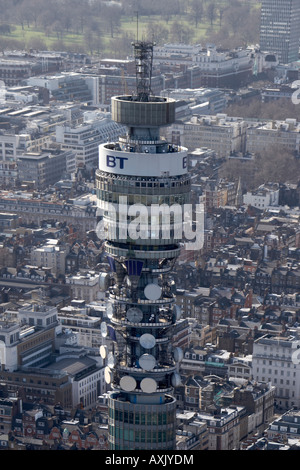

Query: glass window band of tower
[96,171,191,193]
[108,393,176,450]
[95,171,191,205]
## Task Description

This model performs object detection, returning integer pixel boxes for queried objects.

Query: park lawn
[119,14,220,45]
[1,11,222,56]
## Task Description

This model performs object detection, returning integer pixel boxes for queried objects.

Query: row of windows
[109,425,174,444]
[109,407,173,426]
[97,189,189,206]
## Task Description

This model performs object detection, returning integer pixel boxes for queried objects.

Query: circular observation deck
[111,95,176,127]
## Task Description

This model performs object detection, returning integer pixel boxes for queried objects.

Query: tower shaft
[96,42,190,450]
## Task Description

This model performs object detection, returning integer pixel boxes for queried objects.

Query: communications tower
[96,41,190,450]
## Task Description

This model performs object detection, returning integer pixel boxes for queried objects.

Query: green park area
[0,0,261,57]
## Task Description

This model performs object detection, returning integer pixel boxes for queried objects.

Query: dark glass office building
[260,0,300,64]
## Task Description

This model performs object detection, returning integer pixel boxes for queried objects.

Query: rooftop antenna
[135,11,139,42]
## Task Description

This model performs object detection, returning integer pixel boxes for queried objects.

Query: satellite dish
[99,345,108,359]
[106,302,113,319]
[144,283,162,301]
[171,372,182,388]
[139,354,156,371]
[107,352,116,369]
[173,347,183,362]
[104,366,112,384]
[173,304,181,320]
[99,272,110,290]
[126,307,143,323]
[101,322,108,338]
[139,333,156,349]
[140,377,157,393]
[120,375,136,392]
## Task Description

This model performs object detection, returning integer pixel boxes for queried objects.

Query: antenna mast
[132,40,154,102]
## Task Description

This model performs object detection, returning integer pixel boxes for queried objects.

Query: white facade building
[246,118,300,155]
[252,334,300,410]
[30,240,70,276]
[243,184,280,209]
[55,115,126,169]
[65,271,109,303]
[165,114,247,157]
[47,355,106,409]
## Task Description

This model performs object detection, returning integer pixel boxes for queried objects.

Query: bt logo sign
[106,155,128,169]
[104,152,188,174]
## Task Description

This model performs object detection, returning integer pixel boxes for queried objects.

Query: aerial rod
[135,10,139,42]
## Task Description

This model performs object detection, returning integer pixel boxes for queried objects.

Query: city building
[153,44,253,88]
[30,240,70,276]
[0,191,98,235]
[26,73,98,106]
[243,184,280,209]
[160,88,227,116]
[0,59,36,87]
[233,381,275,435]
[0,301,106,411]
[0,303,59,370]
[45,354,105,409]
[195,406,243,450]
[96,41,191,450]
[58,304,104,349]
[260,0,300,64]
[165,114,247,157]
[267,409,300,442]
[65,271,109,303]
[0,396,20,434]
[0,131,54,187]
[246,118,300,156]
[17,149,69,189]
[55,114,126,169]
[252,333,300,410]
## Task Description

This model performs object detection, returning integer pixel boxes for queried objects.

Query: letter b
[107,155,116,168]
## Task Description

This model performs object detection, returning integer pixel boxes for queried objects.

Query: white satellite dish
[139,333,156,349]
[99,345,108,359]
[104,366,112,384]
[120,375,136,392]
[173,347,183,362]
[101,322,108,338]
[108,352,116,369]
[173,304,181,320]
[144,283,162,301]
[171,372,182,388]
[99,272,109,290]
[139,353,156,371]
[140,377,157,394]
[126,307,143,323]
[106,302,113,319]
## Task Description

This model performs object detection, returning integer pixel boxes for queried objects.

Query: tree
[220,145,300,191]
[102,4,122,38]
[255,145,300,186]
[218,4,228,26]
[145,22,168,45]
[27,35,48,51]
[170,20,193,43]
[109,33,133,59]
[84,29,102,55]
[206,1,217,26]
[189,0,204,28]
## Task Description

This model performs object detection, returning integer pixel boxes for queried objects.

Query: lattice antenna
[132,40,155,102]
